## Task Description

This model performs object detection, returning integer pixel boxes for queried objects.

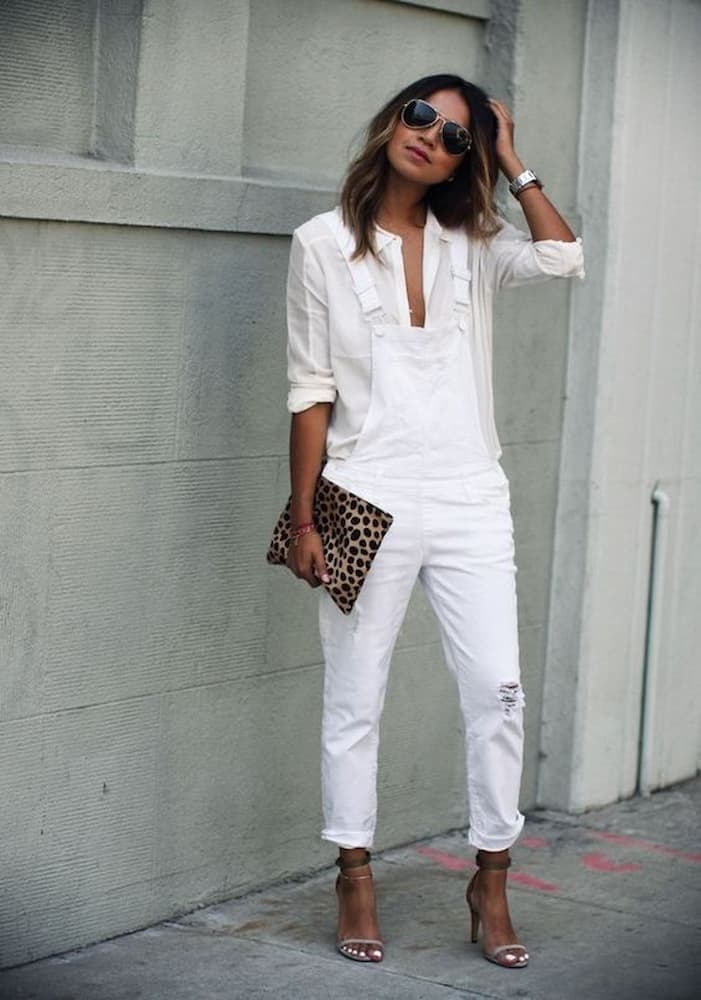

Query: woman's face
[385,88,470,187]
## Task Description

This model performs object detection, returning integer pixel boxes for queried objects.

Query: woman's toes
[507,948,528,965]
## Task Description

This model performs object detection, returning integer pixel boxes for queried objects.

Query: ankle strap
[336,850,371,871]
[475,852,511,871]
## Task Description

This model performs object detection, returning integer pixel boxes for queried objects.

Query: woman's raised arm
[488,98,576,243]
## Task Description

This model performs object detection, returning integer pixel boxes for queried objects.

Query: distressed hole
[498,681,525,718]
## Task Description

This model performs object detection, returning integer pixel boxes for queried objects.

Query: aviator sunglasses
[400,99,473,155]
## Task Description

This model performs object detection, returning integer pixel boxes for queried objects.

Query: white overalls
[318,213,526,852]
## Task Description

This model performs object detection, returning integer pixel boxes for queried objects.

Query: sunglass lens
[443,123,471,155]
[402,99,437,128]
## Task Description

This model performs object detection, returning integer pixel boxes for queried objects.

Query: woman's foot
[335,848,384,962]
[465,849,529,968]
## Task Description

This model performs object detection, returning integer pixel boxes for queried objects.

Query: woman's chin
[388,160,437,188]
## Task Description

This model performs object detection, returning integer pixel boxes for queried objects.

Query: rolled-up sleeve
[485,219,585,291]
[286,229,337,413]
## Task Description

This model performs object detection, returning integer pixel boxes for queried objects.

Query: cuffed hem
[321,828,374,850]
[467,811,525,852]
[287,387,337,413]
[532,236,585,280]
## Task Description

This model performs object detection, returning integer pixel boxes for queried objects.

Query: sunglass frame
[400,99,473,155]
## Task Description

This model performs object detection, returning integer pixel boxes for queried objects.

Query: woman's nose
[421,121,441,146]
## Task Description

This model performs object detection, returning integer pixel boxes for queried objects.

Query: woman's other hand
[287,531,330,588]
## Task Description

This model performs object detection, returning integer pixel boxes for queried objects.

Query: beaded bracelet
[290,521,316,542]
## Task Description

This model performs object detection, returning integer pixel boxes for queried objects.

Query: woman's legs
[419,483,524,848]
[419,479,526,959]
[319,473,526,960]
[319,492,421,957]
[466,849,529,966]
[319,493,421,847]
[335,848,383,962]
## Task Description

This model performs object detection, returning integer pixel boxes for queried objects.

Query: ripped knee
[497,681,525,718]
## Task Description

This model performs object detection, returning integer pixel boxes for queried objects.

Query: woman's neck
[377,173,428,231]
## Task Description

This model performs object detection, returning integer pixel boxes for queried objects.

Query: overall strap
[321,209,385,321]
[448,227,472,330]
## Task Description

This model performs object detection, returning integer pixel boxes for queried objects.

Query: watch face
[510,171,541,196]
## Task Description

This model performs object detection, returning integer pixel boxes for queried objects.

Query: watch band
[508,169,543,198]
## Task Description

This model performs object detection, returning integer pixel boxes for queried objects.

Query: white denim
[286,207,585,461]
[317,213,526,852]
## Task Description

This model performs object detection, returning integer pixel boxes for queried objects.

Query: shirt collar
[374,206,450,253]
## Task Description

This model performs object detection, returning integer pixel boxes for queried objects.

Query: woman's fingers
[488,97,512,120]
[288,534,330,588]
[487,98,518,166]
[313,546,331,586]
[487,98,514,134]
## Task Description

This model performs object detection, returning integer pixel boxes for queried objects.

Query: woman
[284,73,583,967]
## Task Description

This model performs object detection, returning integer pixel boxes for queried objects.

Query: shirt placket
[388,237,412,327]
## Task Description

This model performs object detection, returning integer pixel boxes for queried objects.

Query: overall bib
[319,213,526,852]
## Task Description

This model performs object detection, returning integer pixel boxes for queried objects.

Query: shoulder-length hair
[340,74,500,259]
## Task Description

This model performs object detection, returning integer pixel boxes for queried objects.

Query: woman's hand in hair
[487,97,576,242]
[486,98,522,178]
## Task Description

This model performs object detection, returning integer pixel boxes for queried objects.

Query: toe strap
[489,944,528,960]
[338,938,384,949]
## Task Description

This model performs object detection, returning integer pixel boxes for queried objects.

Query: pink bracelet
[290,521,316,540]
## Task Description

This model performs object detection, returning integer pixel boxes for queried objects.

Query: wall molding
[387,0,490,19]
[0,154,336,234]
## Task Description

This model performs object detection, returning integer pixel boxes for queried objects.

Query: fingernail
[321,574,330,583]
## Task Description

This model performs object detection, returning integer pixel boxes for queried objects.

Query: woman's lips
[406,145,430,163]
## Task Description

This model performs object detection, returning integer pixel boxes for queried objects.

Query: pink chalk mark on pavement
[520,836,549,849]
[415,846,560,892]
[416,846,472,871]
[587,830,701,863]
[582,851,641,873]
[508,872,559,892]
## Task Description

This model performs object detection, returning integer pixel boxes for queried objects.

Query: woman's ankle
[338,847,371,866]
[476,848,511,866]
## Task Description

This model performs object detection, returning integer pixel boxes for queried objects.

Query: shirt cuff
[532,236,585,279]
[287,384,337,413]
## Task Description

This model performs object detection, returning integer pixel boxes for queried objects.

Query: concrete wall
[2,0,588,969]
[491,0,587,804]
[539,0,701,811]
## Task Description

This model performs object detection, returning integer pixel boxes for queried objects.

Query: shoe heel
[469,904,479,944]
[466,872,480,944]
[466,851,529,969]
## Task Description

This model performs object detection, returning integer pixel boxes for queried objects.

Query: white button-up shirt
[286,207,584,461]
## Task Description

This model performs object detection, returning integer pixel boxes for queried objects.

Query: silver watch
[508,169,543,198]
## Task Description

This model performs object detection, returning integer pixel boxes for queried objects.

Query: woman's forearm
[500,153,576,242]
[289,403,332,526]
[487,99,577,243]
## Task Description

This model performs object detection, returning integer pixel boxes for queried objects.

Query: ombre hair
[340,74,500,259]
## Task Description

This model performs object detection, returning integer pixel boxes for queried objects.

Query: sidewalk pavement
[2,776,699,1000]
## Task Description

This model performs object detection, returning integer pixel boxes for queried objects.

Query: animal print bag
[266,477,394,615]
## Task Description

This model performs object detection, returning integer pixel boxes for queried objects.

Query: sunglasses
[400,99,473,156]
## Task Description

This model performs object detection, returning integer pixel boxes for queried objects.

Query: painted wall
[1,0,589,968]
[539,0,701,811]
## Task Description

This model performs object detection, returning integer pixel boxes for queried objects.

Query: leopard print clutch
[266,476,394,615]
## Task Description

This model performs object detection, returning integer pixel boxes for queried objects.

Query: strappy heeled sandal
[465,851,529,968]
[335,850,384,963]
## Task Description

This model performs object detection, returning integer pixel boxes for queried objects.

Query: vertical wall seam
[537,0,622,811]
[89,0,102,157]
